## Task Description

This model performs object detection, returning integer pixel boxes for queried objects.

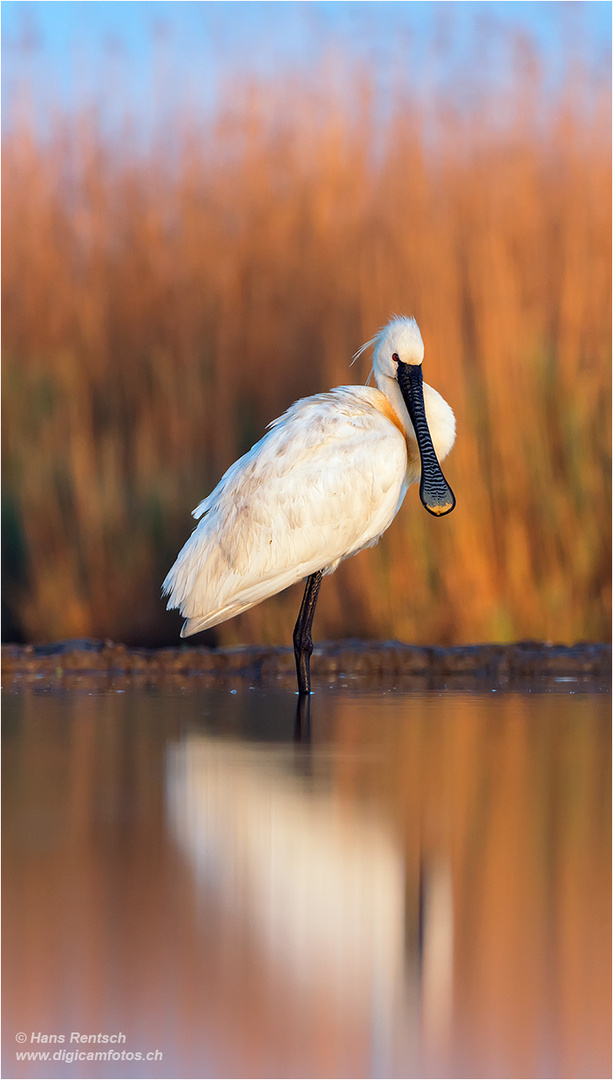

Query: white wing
[162,386,408,635]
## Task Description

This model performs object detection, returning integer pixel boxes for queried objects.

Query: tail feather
[180,616,213,638]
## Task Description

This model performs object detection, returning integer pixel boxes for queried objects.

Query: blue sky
[2,1,611,131]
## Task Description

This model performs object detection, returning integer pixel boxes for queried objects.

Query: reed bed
[2,48,611,646]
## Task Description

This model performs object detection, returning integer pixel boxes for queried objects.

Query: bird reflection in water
[166,712,454,1078]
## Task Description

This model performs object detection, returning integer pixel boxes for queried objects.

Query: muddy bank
[2,639,610,692]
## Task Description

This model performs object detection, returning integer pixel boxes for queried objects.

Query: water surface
[3,686,611,1079]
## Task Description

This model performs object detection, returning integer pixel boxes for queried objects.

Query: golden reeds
[2,49,611,645]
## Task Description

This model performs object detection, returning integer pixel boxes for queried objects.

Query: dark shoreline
[2,639,611,693]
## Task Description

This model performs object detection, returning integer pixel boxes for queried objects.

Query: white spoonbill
[163,316,456,694]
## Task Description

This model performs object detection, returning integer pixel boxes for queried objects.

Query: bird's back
[163,386,409,635]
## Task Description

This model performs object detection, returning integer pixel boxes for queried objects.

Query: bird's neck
[377,374,414,439]
[375,374,421,479]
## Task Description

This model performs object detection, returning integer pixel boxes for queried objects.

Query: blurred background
[2,1,611,648]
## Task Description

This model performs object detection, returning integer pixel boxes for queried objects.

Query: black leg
[293,570,323,695]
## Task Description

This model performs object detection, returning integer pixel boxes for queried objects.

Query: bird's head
[360,315,456,517]
[372,315,425,377]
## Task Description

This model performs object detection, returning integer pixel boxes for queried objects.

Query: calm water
[3,685,611,1080]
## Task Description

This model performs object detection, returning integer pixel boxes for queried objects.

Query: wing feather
[162,386,408,632]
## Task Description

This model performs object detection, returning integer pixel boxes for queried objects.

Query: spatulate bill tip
[421,484,456,517]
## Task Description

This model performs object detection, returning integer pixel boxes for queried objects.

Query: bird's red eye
[392,352,400,363]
